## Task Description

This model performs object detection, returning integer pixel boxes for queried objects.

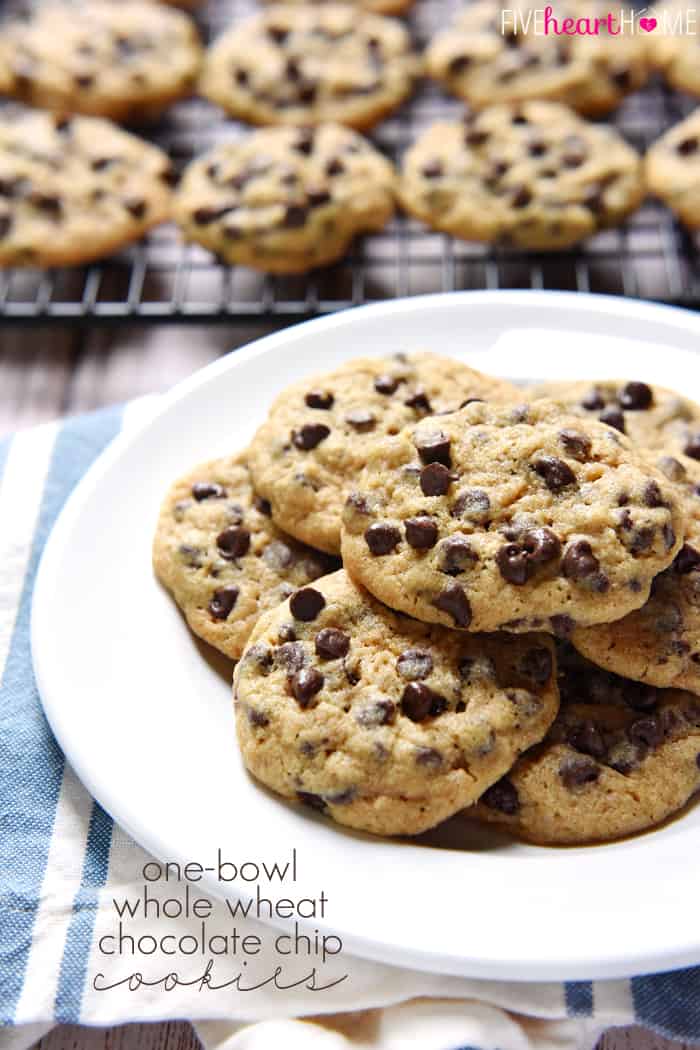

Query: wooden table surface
[2,321,695,1050]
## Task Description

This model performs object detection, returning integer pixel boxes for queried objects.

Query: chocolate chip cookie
[0,1,202,122]
[340,398,684,634]
[529,379,700,455]
[199,4,420,130]
[646,109,700,231]
[247,354,519,555]
[399,102,643,250]
[651,4,700,98]
[153,452,338,661]
[174,124,396,273]
[468,645,700,844]
[426,0,648,116]
[234,569,559,836]
[262,0,414,15]
[0,106,173,267]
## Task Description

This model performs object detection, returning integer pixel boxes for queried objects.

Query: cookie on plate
[199,5,420,130]
[426,0,648,116]
[467,645,700,844]
[645,110,700,231]
[174,124,396,273]
[153,452,338,661]
[528,379,700,455]
[234,568,559,836]
[650,4,700,97]
[247,353,520,555]
[0,107,173,267]
[399,103,643,250]
[0,0,202,122]
[340,398,684,633]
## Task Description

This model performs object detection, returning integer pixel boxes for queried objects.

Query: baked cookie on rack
[426,0,649,116]
[234,569,559,836]
[174,124,396,273]
[247,353,519,554]
[199,4,420,130]
[0,107,173,267]
[340,397,684,632]
[0,0,202,122]
[468,645,700,844]
[260,0,414,15]
[645,109,700,231]
[650,4,700,97]
[399,102,643,249]
[153,451,338,661]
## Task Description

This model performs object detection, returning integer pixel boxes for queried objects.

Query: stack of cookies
[153,352,700,845]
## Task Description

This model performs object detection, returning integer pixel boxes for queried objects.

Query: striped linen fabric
[1,401,700,1050]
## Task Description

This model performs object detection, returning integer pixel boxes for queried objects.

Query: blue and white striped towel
[2,401,700,1050]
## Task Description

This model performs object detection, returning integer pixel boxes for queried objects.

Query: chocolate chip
[326,157,345,176]
[305,389,333,409]
[244,644,273,674]
[192,481,225,501]
[599,407,626,433]
[439,535,477,575]
[420,462,452,496]
[481,778,519,815]
[628,715,664,749]
[619,381,652,410]
[415,747,443,768]
[677,135,699,156]
[657,456,686,483]
[364,522,400,555]
[676,544,700,574]
[315,628,350,660]
[267,24,289,43]
[566,721,606,760]
[451,488,490,520]
[558,429,591,461]
[643,480,667,508]
[276,641,305,671]
[216,526,250,559]
[209,586,239,620]
[356,699,395,727]
[532,456,576,492]
[291,423,330,450]
[684,433,700,460]
[393,516,431,553]
[374,374,400,395]
[396,649,433,680]
[346,409,375,432]
[297,790,326,811]
[447,54,470,76]
[581,388,604,411]
[519,646,552,686]
[283,204,308,228]
[290,586,325,621]
[124,198,146,220]
[262,540,294,571]
[559,755,600,788]
[551,614,575,637]
[74,73,94,88]
[562,539,599,580]
[405,389,431,413]
[421,160,444,178]
[254,496,272,516]
[247,706,269,728]
[432,581,472,627]
[193,206,235,225]
[345,492,374,516]
[401,682,446,722]
[308,188,331,207]
[289,666,324,706]
[511,185,532,209]
[496,527,561,585]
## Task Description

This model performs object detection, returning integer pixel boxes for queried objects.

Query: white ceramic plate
[32,291,700,982]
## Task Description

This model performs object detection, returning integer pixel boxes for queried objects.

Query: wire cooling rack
[1,0,699,322]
